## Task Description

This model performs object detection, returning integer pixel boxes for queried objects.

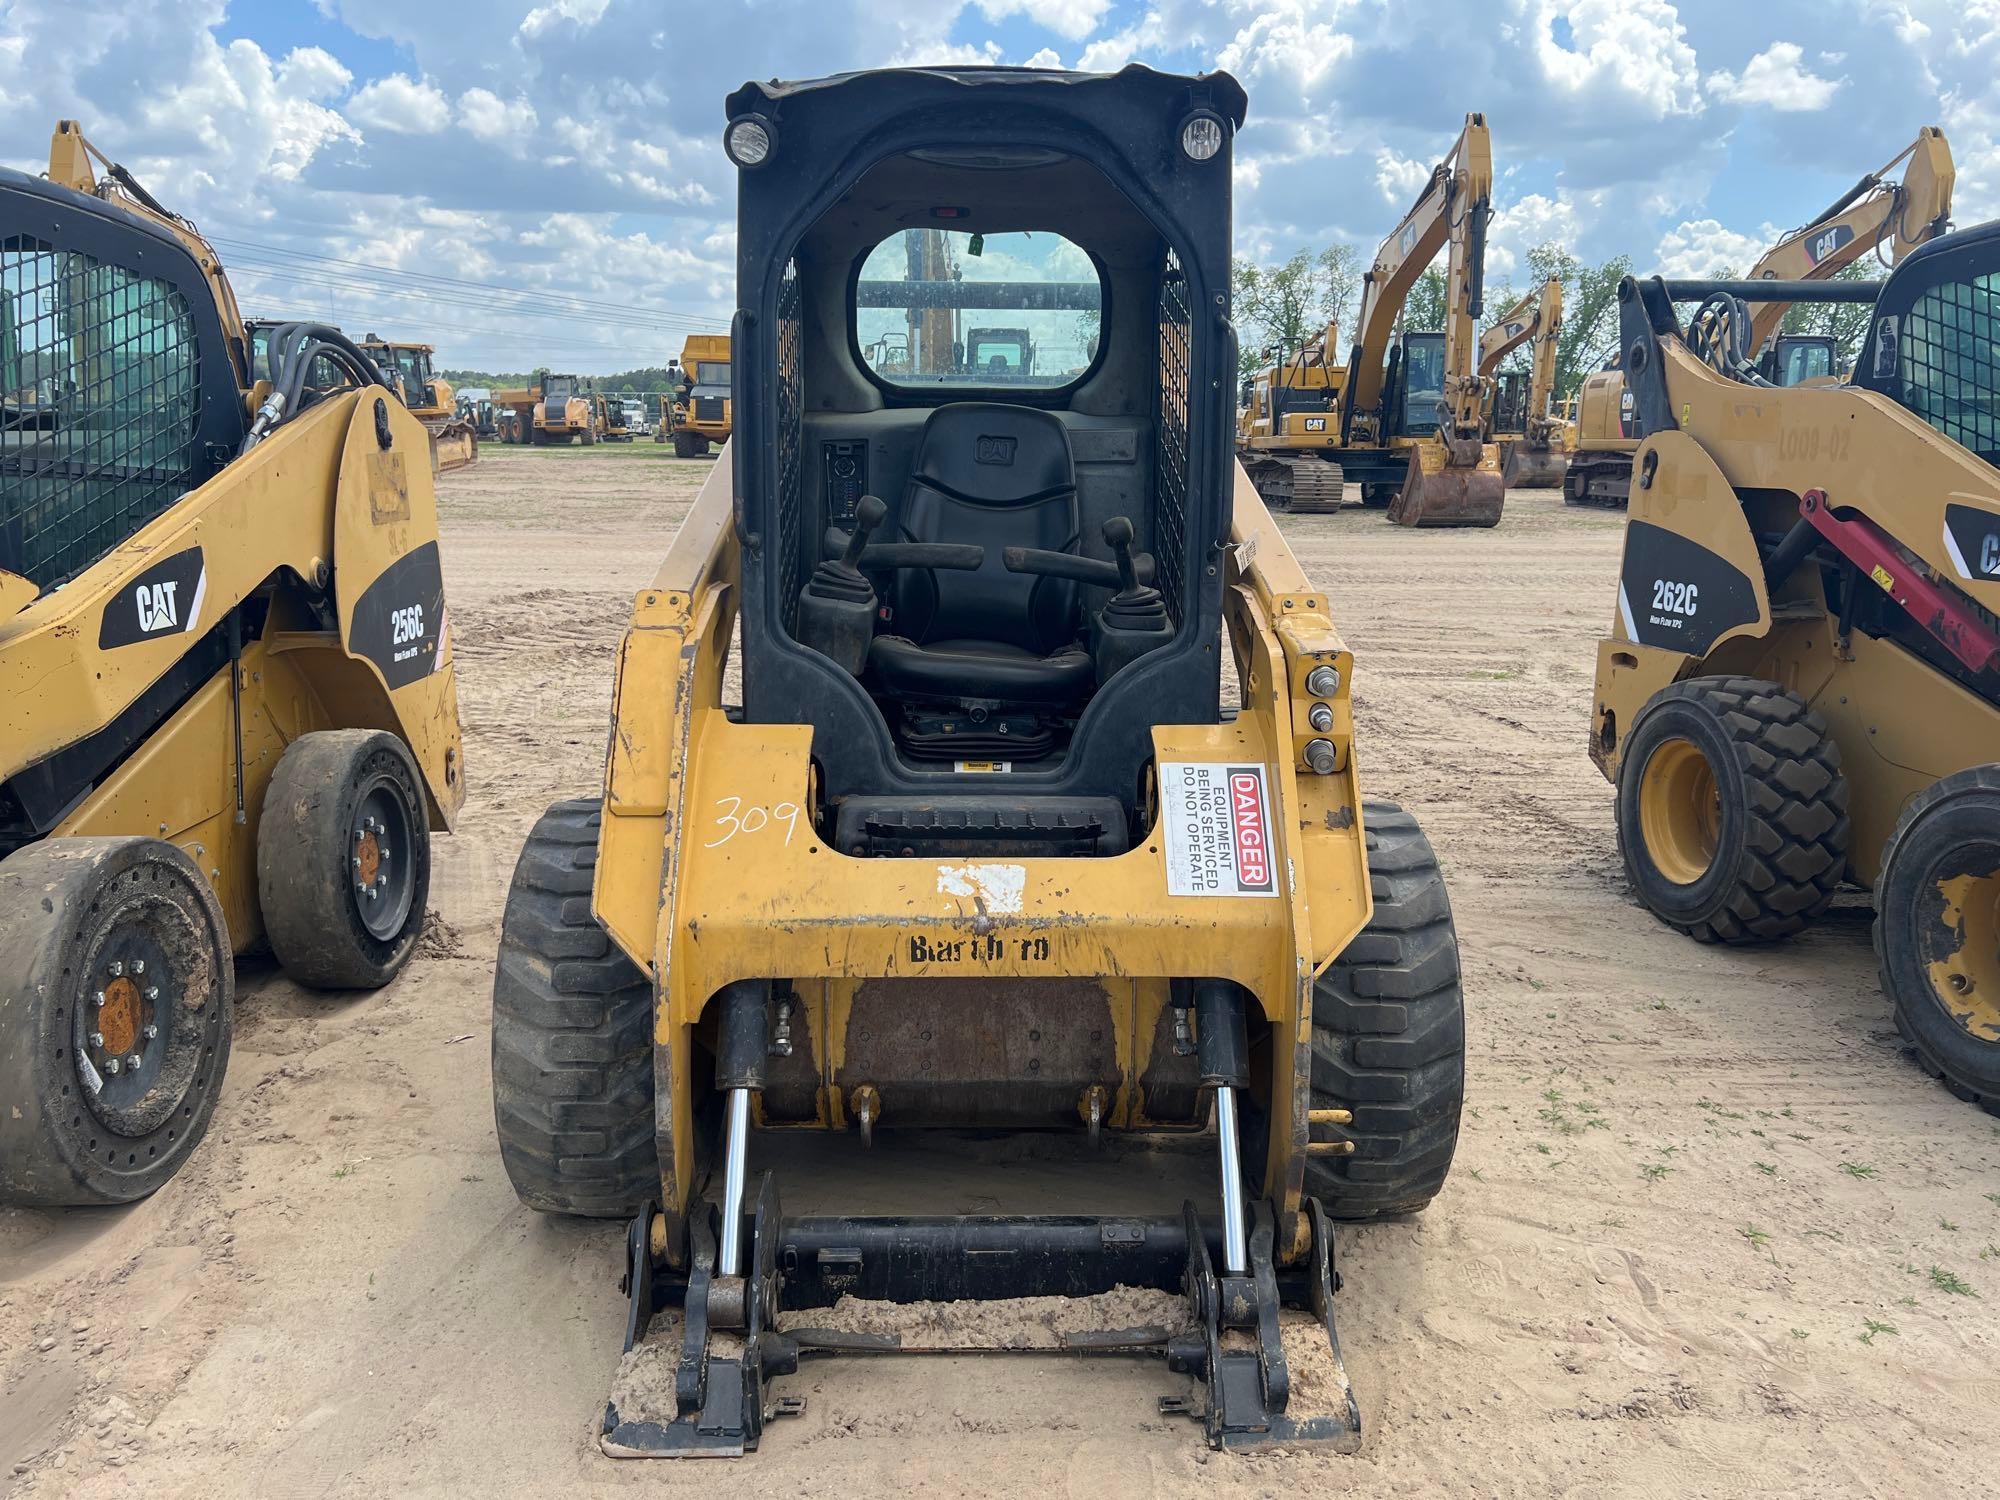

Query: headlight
[725,116,775,169]
[1179,112,1224,162]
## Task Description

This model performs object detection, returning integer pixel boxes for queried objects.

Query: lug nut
[143,1024,159,1040]
[1307,701,1334,731]
[144,986,160,1002]
[353,856,363,869]
[1303,738,1339,775]
[93,991,106,1009]
[1306,665,1342,698]
[131,959,145,976]
[104,1058,121,1075]
[125,1054,141,1071]
[89,1031,105,1047]
[107,960,124,978]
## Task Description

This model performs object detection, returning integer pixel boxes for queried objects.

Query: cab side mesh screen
[2,235,206,590]
[1899,272,2000,465]
[1154,251,1190,627]
[776,261,804,629]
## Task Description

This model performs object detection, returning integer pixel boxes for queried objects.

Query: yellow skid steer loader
[492,66,1465,1459]
[0,123,465,1206]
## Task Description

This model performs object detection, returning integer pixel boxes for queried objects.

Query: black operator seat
[868,403,1094,707]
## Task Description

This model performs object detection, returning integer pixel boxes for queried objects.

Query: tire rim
[1924,855,2000,1044]
[351,776,417,942]
[1639,737,1720,886]
[71,917,207,1137]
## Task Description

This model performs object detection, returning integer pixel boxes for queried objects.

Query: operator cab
[727,67,1245,848]
[1855,219,2000,468]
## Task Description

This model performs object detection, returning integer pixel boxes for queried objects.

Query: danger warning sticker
[1160,762,1280,898]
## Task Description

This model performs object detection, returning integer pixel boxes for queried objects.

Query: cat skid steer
[0,124,464,1206]
[492,67,1465,1459]
[1592,246,2000,1110]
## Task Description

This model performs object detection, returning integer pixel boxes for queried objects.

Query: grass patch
[1839,1161,1877,1179]
[1858,1319,1898,1346]
[1929,1266,1977,1297]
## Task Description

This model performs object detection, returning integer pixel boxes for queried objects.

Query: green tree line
[441,365,686,393]
[1231,241,1630,401]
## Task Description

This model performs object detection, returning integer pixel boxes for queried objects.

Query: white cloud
[1022,47,1064,68]
[1534,0,1704,117]
[277,46,352,102]
[347,73,452,134]
[1374,148,1430,206]
[519,0,611,39]
[974,0,1110,41]
[457,88,532,142]
[1215,1,1356,89]
[1653,217,1778,277]
[1707,42,1842,111]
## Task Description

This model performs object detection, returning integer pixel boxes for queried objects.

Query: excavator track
[1561,454,1631,508]
[1286,460,1345,514]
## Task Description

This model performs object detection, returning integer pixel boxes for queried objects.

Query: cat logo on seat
[975,436,1017,465]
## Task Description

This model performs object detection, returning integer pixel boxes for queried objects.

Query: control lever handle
[1102,516,1139,594]
[841,495,888,567]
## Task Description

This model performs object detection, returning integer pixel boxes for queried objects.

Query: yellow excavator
[1479,277,1566,489]
[1335,112,1503,526]
[1567,127,1956,508]
[1235,323,1346,512]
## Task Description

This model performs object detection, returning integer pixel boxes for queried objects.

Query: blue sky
[1,0,1990,372]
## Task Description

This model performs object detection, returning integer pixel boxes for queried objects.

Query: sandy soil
[5,445,1999,1497]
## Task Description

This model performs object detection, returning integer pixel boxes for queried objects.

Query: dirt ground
[5,444,1998,1497]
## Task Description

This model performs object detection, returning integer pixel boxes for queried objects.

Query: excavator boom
[1744,126,1954,349]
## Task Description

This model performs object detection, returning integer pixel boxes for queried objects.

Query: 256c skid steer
[1,124,465,1206]
[492,66,1466,1458]
[1591,244,2000,1109]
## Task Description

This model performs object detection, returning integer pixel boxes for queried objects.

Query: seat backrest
[889,403,1079,652]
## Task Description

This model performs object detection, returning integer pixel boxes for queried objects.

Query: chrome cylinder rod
[1214,1083,1248,1274]
[717,1087,752,1276]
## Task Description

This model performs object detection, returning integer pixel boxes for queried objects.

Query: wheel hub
[76,940,180,1130]
[351,785,416,941]
[1638,737,1720,886]
[1929,865,2000,1043]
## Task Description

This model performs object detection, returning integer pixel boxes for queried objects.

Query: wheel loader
[1567,127,1955,509]
[491,65,1465,1458]
[1592,245,2000,1111]
[357,335,479,472]
[0,122,465,1206]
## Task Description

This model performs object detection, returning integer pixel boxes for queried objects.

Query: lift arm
[1744,126,1954,350]
[47,121,249,362]
[1338,112,1492,446]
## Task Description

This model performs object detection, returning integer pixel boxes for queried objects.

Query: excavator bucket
[1500,439,1567,490]
[425,418,479,473]
[1387,445,1504,527]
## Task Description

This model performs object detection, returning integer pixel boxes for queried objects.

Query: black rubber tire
[0,838,233,1206]
[1616,677,1848,943]
[1875,765,2000,1115]
[1305,801,1464,1219]
[492,798,659,1217]
[672,431,698,459]
[1358,482,1396,509]
[258,729,431,989]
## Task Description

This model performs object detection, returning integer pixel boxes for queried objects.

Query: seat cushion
[869,635,1093,707]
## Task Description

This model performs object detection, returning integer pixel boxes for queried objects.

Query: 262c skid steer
[1,124,465,1206]
[492,66,1465,1459]
[1592,245,2000,1109]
